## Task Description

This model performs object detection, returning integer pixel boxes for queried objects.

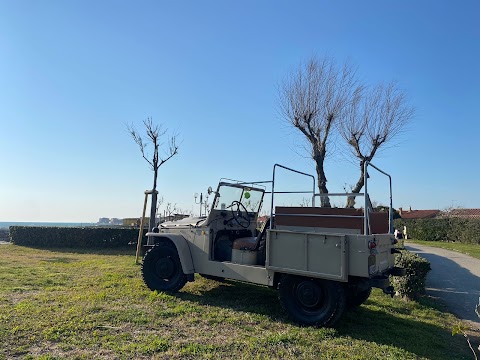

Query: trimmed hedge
[394,218,480,244]
[9,226,146,248]
[0,229,9,241]
[392,250,431,300]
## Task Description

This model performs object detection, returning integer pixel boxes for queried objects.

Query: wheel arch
[150,234,195,274]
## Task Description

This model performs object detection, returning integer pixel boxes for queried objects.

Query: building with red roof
[446,208,480,219]
[398,207,440,219]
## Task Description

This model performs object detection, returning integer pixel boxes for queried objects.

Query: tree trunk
[346,164,365,208]
[147,169,159,245]
[149,191,157,231]
[314,156,331,207]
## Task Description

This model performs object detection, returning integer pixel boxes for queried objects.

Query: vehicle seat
[232,218,270,251]
[232,236,258,251]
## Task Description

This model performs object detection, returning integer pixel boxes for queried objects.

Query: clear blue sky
[1,1,479,222]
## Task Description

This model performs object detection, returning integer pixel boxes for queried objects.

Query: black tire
[347,286,372,308]
[142,242,187,293]
[278,275,346,327]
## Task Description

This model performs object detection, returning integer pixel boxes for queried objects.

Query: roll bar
[269,162,393,235]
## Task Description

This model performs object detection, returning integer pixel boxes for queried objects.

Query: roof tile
[400,210,440,219]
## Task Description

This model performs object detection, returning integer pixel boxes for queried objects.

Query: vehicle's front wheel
[278,275,346,327]
[142,242,187,293]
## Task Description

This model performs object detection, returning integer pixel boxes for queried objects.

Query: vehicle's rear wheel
[142,242,187,293]
[278,275,346,327]
[347,286,372,308]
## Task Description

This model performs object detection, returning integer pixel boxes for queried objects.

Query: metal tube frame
[267,162,392,236]
[270,164,316,229]
[363,161,394,235]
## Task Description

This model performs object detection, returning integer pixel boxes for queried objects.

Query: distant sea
[0,222,96,229]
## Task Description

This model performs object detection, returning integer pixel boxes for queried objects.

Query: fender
[147,233,195,274]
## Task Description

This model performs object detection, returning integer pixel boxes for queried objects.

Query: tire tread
[141,242,187,293]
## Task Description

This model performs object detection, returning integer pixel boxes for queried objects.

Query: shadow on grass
[338,305,468,360]
[179,280,282,319]
[177,280,469,360]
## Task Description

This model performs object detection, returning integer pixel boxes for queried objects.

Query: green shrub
[450,218,480,244]
[393,218,480,244]
[393,218,448,241]
[392,250,431,300]
[9,226,146,248]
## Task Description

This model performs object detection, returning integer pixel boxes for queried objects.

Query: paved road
[405,243,480,328]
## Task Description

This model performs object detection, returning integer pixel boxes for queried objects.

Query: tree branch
[127,118,179,184]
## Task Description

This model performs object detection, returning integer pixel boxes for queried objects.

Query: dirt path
[405,242,480,329]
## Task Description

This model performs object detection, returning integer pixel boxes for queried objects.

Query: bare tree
[339,82,414,207]
[156,196,164,215]
[176,207,194,217]
[278,56,362,207]
[127,118,178,235]
[164,202,178,218]
[299,197,311,207]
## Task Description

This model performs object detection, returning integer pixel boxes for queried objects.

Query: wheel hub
[296,281,322,308]
[155,257,175,279]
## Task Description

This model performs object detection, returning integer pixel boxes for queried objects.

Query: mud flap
[370,276,395,297]
[389,266,407,277]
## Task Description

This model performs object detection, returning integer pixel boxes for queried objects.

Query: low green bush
[9,226,146,248]
[392,250,431,300]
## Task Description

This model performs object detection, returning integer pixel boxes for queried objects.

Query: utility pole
[194,193,203,217]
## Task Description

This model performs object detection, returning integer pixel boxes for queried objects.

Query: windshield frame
[212,182,265,213]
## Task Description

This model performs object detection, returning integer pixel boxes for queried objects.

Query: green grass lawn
[0,245,476,359]
[405,239,480,260]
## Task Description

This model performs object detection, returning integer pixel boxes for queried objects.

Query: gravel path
[405,243,480,328]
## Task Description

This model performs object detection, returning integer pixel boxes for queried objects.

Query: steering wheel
[228,200,251,228]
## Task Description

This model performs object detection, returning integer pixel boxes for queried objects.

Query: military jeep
[141,163,405,326]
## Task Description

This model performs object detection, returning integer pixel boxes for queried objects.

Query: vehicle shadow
[177,280,469,359]
[178,280,282,319]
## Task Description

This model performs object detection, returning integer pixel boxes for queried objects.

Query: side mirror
[207,186,214,195]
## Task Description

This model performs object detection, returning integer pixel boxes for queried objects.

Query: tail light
[368,240,377,250]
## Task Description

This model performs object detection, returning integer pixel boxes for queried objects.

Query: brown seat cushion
[232,237,258,251]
